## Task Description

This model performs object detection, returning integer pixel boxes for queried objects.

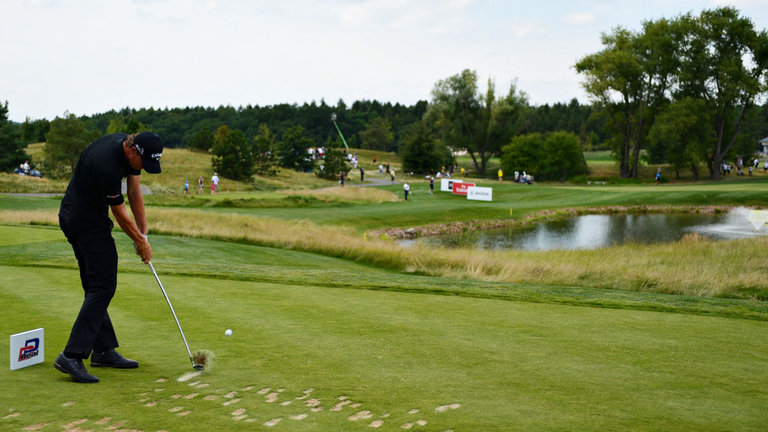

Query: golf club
[148,261,204,371]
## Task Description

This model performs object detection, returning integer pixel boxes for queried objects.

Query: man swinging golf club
[55,131,163,383]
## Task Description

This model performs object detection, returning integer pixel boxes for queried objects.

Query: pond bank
[372,205,739,239]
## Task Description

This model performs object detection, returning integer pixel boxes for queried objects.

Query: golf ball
[225,329,232,337]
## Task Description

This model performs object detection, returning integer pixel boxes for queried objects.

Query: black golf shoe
[54,352,99,383]
[91,349,139,369]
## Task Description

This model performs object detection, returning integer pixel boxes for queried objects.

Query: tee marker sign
[10,328,44,370]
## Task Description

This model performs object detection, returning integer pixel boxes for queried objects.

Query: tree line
[2,6,766,182]
[3,95,609,180]
[575,6,768,180]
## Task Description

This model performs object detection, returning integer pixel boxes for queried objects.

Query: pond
[398,207,768,251]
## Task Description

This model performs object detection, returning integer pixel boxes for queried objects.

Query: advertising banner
[440,178,463,192]
[467,186,493,201]
[452,182,475,195]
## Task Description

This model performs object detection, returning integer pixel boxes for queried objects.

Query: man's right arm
[110,203,152,263]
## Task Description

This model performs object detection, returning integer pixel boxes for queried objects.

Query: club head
[193,364,204,371]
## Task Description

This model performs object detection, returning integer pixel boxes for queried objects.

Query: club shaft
[148,261,195,366]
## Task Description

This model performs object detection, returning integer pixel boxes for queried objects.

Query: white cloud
[337,0,415,27]
[561,12,595,25]
[511,21,547,38]
[2,0,767,121]
[709,0,764,7]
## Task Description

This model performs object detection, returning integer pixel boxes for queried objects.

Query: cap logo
[151,152,162,160]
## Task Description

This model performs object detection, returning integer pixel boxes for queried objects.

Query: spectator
[211,172,219,193]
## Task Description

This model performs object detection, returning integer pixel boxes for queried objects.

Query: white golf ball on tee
[225,329,232,337]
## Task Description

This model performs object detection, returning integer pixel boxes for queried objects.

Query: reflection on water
[400,207,768,251]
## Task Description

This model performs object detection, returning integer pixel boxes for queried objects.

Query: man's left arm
[126,174,147,235]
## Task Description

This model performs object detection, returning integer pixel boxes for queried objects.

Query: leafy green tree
[0,101,27,172]
[426,70,529,176]
[647,98,711,180]
[575,18,680,178]
[106,115,149,134]
[253,123,278,176]
[500,132,586,182]
[539,131,589,181]
[676,7,768,179]
[186,125,214,152]
[399,122,452,174]
[500,133,544,179]
[21,117,50,144]
[740,102,768,145]
[33,119,50,142]
[277,125,314,172]
[21,118,35,144]
[315,146,348,180]
[359,116,394,151]
[43,112,99,178]
[527,99,606,147]
[211,125,254,180]
[106,116,127,134]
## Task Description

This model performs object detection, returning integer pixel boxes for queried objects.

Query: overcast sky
[2,0,766,122]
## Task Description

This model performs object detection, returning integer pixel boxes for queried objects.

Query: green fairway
[3,146,768,430]
[2,226,768,431]
[145,179,768,232]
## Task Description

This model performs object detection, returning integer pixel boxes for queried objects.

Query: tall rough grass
[0,209,58,225]
[2,207,766,300]
[143,209,768,300]
[0,173,67,193]
[281,186,400,203]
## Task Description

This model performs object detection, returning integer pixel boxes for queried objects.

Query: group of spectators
[14,160,42,177]
[183,173,219,195]
[307,147,326,160]
[722,157,768,177]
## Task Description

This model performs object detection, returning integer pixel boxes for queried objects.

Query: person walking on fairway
[211,172,219,194]
[404,182,410,200]
[55,132,163,383]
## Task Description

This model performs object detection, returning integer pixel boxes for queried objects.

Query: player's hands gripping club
[133,234,152,264]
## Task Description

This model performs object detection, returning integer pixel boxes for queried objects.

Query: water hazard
[399,207,768,251]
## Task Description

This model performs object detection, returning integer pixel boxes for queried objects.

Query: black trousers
[59,208,119,359]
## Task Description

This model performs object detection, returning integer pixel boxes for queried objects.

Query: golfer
[55,132,163,383]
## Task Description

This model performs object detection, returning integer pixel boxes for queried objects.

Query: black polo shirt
[61,133,140,216]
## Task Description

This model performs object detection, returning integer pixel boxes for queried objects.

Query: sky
[2,0,767,122]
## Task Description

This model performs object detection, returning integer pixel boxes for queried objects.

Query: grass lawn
[2,225,767,431]
[3,178,768,299]
[3,146,768,430]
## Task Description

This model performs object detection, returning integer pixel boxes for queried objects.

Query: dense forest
[14,98,768,151]
[6,95,768,178]
[16,98,608,152]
